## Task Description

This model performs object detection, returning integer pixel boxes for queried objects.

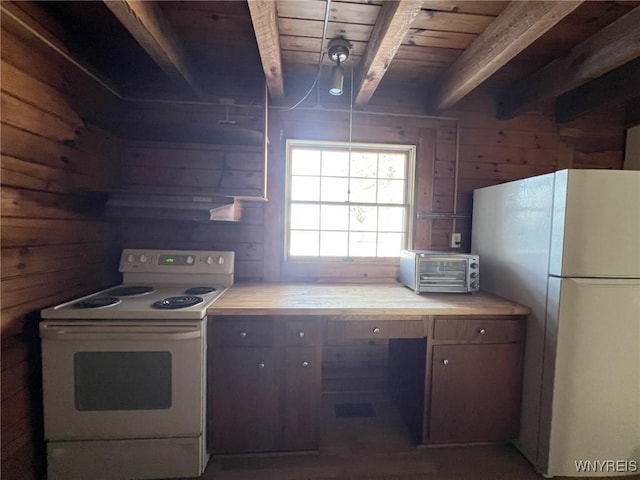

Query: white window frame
[284,139,416,262]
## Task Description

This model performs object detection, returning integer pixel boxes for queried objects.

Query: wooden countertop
[208,283,530,316]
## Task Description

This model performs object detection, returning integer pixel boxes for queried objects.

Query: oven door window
[74,351,171,411]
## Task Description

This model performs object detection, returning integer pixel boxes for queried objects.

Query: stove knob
[217,256,225,265]
[186,256,194,264]
[139,254,148,263]
[127,254,135,263]
[206,256,214,265]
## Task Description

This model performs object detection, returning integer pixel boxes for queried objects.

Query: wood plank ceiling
[33,0,640,123]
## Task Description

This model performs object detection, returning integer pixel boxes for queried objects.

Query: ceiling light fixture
[327,38,350,96]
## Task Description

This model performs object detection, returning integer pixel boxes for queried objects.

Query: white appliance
[40,249,235,480]
[471,169,640,478]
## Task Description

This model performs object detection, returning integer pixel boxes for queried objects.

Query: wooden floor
[199,392,552,480]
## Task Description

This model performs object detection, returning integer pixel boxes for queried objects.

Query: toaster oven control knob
[139,254,148,263]
[470,272,478,278]
[471,282,478,289]
[479,328,486,335]
[302,361,309,367]
[373,327,381,334]
[186,255,194,264]
[127,254,135,263]
[206,256,213,264]
[217,256,225,265]
[470,262,478,269]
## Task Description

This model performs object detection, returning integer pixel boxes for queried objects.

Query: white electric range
[40,249,235,480]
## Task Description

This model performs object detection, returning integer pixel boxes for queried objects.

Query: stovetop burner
[108,286,155,297]
[74,297,122,309]
[185,286,217,295]
[153,296,204,310]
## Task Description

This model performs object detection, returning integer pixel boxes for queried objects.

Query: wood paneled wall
[118,89,625,286]
[1,5,122,479]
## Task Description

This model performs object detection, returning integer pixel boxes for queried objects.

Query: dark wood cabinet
[284,346,322,450]
[426,316,525,444]
[208,346,282,453]
[208,313,526,453]
[429,343,523,442]
[208,316,323,454]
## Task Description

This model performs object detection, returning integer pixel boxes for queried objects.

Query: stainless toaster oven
[399,250,479,293]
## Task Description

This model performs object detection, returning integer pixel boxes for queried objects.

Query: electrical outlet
[451,233,462,248]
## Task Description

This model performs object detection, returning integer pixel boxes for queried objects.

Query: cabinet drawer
[327,319,425,342]
[285,319,323,346]
[433,317,525,343]
[209,318,274,346]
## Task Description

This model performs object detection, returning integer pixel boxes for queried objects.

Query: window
[285,140,415,259]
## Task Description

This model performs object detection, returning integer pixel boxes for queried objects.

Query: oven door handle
[40,327,202,341]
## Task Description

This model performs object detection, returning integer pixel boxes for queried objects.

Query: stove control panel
[120,249,234,275]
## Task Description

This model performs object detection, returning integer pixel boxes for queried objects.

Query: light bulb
[329,64,344,96]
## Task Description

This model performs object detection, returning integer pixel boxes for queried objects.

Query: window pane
[379,153,406,179]
[291,176,320,201]
[350,152,377,178]
[290,230,319,256]
[321,177,349,202]
[321,205,348,230]
[379,207,405,232]
[321,150,349,177]
[350,178,377,203]
[377,179,405,204]
[290,204,320,230]
[377,233,404,257]
[287,142,413,259]
[349,232,377,257]
[350,206,377,232]
[291,149,321,175]
[320,231,348,256]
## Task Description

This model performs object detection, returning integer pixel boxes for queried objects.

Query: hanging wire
[281,0,332,112]
[345,62,354,254]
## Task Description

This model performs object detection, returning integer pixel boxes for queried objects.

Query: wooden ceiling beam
[104,0,200,98]
[499,5,640,119]
[432,1,582,112]
[555,57,640,124]
[354,0,424,107]
[247,0,284,100]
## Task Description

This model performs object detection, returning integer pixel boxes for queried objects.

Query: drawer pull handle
[239,331,247,338]
[373,327,381,334]
[479,328,486,335]
[302,361,309,367]
[258,362,265,369]
[443,359,449,365]
[298,331,305,338]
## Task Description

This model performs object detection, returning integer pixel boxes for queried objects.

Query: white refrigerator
[471,169,640,478]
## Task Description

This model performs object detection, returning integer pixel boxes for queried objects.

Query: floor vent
[334,402,376,418]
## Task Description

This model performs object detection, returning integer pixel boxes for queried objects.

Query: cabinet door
[209,347,282,453]
[284,346,321,450]
[429,344,523,443]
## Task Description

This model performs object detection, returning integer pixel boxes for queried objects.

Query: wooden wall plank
[1,5,121,478]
